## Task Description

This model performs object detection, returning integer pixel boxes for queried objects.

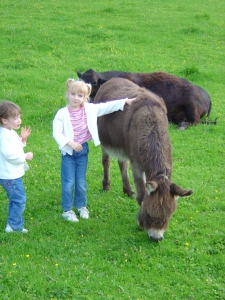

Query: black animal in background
[77,69,212,130]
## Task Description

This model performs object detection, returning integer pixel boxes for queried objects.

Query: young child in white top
[0,100,33,233]
[53,79,135,222]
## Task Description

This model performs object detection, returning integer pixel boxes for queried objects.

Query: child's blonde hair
[0,100,21,125]
[66,79,92,104]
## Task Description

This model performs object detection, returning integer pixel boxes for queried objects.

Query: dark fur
[94,78,193,241]
[77,69,211,130]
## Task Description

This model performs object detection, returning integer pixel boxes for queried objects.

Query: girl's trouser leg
[74,143,89,209]
[0,178,26,231]
[61,153,76,212]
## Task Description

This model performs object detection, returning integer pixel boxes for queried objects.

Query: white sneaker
[62,210,79,222]
[5,224,28,233]
[78,207,89,219]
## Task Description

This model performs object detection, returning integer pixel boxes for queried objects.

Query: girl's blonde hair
[0,100,21,125]
[66,79,92,104]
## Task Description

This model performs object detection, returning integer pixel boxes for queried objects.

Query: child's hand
[25,152,33,161]
[67,141,83,152]
[125,98,136,105]
[21,126,31,140]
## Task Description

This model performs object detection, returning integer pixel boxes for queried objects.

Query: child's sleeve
[94,99,127,117]
[52,110,70,148]
[1,135,26,164]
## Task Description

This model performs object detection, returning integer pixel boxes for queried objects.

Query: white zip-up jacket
[0,127,26,179]
[53,99,127,155]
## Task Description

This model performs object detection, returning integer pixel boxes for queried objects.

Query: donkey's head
[137,177,193,241]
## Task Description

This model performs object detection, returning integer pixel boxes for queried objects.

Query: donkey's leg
[102,149,111,191]
[131,161,146,206]
[118,160,135,198]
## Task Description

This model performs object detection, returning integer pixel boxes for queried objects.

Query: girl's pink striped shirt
[68,106,92,144]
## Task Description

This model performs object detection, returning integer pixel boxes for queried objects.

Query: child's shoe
[62,210,79,222]
[78,207,89,219]
[5,224,28,233]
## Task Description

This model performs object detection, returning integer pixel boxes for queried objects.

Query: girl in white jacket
[53,79,135,222]
[0,100,33,233]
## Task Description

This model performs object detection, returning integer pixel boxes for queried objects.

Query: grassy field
[0,0,224,299]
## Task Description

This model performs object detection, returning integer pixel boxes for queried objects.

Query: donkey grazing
[95,78,193,241]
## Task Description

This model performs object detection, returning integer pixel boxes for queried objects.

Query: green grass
[0,0,225,299]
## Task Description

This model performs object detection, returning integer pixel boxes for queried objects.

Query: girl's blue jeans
[61,142,89,212]
[0,177,26,231]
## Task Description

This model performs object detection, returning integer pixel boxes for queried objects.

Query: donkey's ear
[146,181,158,195]
[170,183,193,197]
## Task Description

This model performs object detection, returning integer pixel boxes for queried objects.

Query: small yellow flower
[55,264,58,267]
[185,242,189,246]
[26,254,30,258]
[13,263,16,266]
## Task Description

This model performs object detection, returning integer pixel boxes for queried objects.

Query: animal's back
[94,77,138,102]
[94,78,170,169]
[94,78,138,160]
